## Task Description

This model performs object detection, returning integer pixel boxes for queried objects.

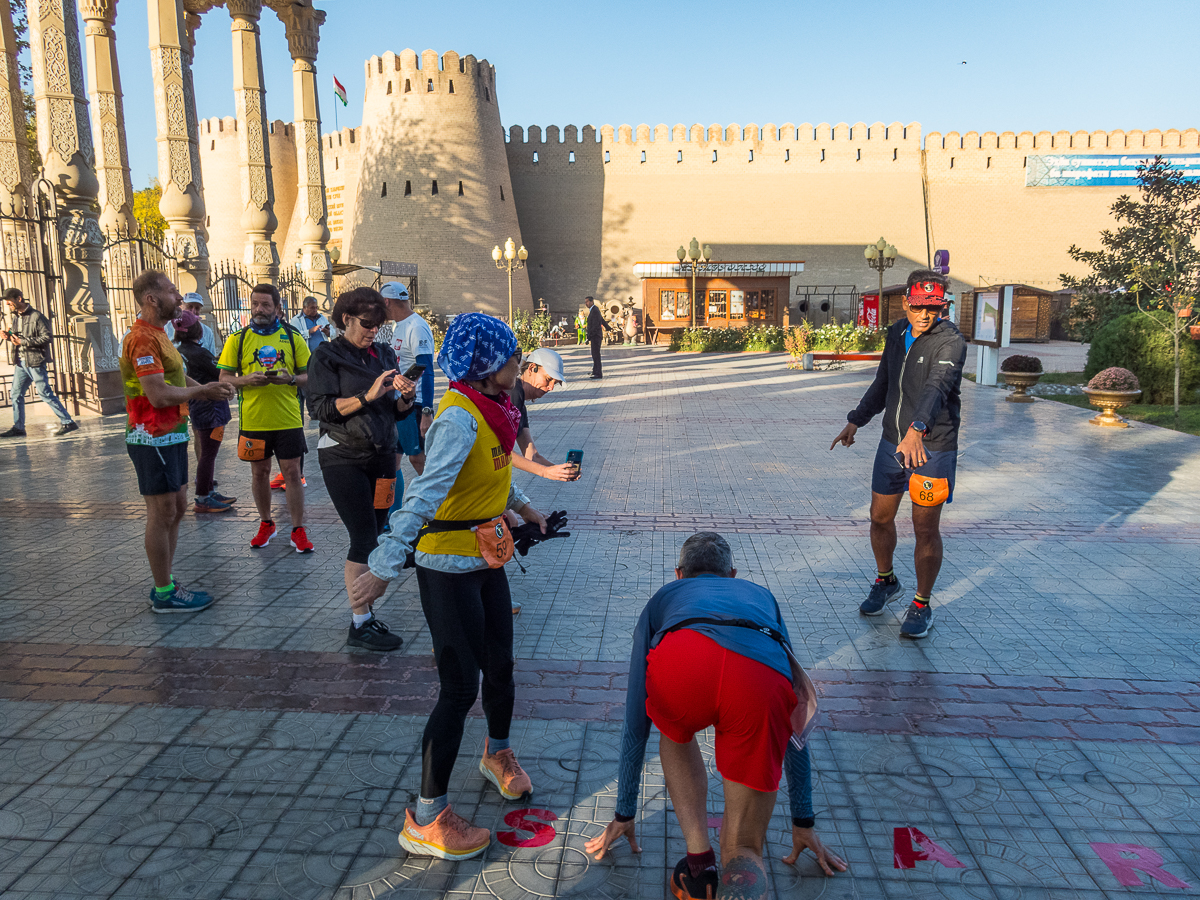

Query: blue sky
[104,0,1199,189]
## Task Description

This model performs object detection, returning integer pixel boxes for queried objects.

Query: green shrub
[1084,310,1200,404]
[810,323,886,353]
[669,325,785,352]
[510,309,551,353]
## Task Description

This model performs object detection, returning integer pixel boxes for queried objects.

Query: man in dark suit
[585,296,604,379]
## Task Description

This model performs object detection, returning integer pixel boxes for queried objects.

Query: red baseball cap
[907,280,946,308]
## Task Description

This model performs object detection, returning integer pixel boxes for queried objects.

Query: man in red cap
[830,269,966,638]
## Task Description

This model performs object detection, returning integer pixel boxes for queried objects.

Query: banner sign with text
[1026,154,1200,187]
[633,261,805,278]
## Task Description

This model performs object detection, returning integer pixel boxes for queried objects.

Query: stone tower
[343,49,531,316]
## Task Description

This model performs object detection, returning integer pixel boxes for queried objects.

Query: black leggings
[321,456,396,563]
[416,565,514,798]
[194,426,223,496]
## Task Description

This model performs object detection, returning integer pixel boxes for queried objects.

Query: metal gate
[101,226,181,342]
[277,264,313,313]
[0,179,81,413]
[207,259,255,335]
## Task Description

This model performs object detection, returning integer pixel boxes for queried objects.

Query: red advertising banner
[859,293,880,329]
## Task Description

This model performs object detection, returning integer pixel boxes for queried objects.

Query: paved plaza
[1,346,1199,899]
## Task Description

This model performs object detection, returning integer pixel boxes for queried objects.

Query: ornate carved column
[0,0,33,209]
[30,0,122,413]
[148,0,209,297]
[228,0,278,283]
[277,2,330,302]
[78,0,133,234]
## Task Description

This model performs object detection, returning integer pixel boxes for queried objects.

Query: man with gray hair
[586,532,846,899]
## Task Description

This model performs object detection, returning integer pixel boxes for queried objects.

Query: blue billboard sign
[1026,154,1200,187]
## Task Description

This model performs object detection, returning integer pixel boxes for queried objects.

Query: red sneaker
[250,521,276,548]
[270,473,286,490]
[290,526,314,554]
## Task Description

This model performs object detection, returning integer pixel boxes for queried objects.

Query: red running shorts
[645,628,797,793]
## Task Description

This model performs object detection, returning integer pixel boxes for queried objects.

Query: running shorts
[871,439,956,504]
[127,442,189,496]
[395,413,424,457]
[646,628,796,793]
[237,427,308,461]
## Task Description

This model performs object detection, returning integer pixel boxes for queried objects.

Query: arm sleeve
[615,605,656,819]
[367,408,475,580]
[304,348,349,424]
[846,347,890,427]
[417,352,435,408]
[909,332,967,428]
[784,742,814,821]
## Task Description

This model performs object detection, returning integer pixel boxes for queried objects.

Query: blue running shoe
[860,577,902,616]
[151,584,214,614]
[900,602,933,639]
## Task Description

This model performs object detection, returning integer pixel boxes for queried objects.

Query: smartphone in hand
[403,363,426,380]
[566,449,583,471]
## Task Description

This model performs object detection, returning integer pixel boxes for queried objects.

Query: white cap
[526,347,566,384]
[380,281,410,301]
[181,292,204,307]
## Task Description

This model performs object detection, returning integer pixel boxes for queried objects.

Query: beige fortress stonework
[197,49,1200,321]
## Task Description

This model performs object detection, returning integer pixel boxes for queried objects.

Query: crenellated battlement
[361,49,496,101]
[506,121,922,145]
[321,126,360,152]
[924,128,1200,152]
[199,117,295,140]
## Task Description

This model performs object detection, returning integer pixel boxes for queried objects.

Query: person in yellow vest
[351,312,547,861]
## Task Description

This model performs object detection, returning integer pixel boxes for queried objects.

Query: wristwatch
[910,420,928,434]
[355,390,368,407]
[422,407,434,418]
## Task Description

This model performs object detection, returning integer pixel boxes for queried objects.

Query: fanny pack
[415,516,514,569]
[663,616,819,749]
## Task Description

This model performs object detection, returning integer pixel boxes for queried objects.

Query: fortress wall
[322,127,362,253]
[923,128,1200,289]
[198,118,298,270]
[507,122,930,315]
[345,49,532,316]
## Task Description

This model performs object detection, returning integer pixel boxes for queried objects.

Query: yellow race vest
[421,390,513,557]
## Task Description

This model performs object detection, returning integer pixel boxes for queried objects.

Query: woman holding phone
[307,287,416,651]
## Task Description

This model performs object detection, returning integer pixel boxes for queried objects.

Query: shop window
[761,289,775,320]
[747,291,774,320]
[730,290,745,318]
[659,289,676,321]
[707,290,727,317]
[694,291,706,322]
[676,291,690,319]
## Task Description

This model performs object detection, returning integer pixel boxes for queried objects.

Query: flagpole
[334,85,338,131]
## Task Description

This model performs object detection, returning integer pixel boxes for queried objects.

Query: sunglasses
[348,316,383,330]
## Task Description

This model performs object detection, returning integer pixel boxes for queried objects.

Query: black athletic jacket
[846,317,967,451]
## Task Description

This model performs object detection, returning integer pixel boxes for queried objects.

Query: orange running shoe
[270,472,286,490]
[397,806,490,860]
[480,738,533,800]
[289,526,314,554]
[250,520,276,548]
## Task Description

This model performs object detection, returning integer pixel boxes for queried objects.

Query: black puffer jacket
[6,305,53,367]
[306,336,411,460]
[847,317,967,451]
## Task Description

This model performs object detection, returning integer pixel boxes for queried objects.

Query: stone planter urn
[1082,388,1142,427]
[1000,370,1042,403]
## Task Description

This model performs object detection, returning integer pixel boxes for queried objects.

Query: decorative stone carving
[0,0,33,204]
[79,0,134,233]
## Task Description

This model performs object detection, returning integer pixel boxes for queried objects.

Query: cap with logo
[907,280,946,308]
[380,282,410,301]
[526,347,566,384]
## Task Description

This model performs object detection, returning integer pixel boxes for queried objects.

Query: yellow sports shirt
[217,324,311,431]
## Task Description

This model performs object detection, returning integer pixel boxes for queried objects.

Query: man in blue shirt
[585,533,846,899]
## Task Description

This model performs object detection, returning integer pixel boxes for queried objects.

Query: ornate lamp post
[676,237,712,329]
[492,237,528,323]
[864,236,898,323]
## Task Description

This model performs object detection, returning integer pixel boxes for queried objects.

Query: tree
[133,179,168,234]
[1061,156,1200,428]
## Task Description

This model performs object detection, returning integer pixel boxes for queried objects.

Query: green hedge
[1085,310,1200,404]
[670,325,786,352]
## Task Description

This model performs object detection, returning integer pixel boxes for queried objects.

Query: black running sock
[913,594,930,608]
[877,570,897,584]
[686,848,717,878]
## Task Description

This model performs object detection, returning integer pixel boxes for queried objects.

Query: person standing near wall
[585,296,603,379]
[1,288,78,437]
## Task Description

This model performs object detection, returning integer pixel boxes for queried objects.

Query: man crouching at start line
[585,532,846,899]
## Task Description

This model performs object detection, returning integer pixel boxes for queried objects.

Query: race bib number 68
[909,474,950,507]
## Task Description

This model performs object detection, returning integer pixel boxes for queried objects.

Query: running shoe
[860,576,902,616]
[151,584,214,614]
[347,616,403,651]
[397,806,490,860]
[250,520,277,548]
[0,426,25,437]
[290,526,314,553]
[900,602,933,639]
[194,495,233,514]
[53,421,79,436]
[670,856,719,900]
[480,738,532,800]
[511,600,523,616]
[210,491,237,504]
[270,472,286,490]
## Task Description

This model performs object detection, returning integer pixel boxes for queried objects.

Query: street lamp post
[863,236,898,326]
[676,237,713,329]
[492,237,528,324]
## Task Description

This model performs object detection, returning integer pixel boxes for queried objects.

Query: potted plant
[785,322,814,370]
[999,354,1044,403]
[1082,367,1142,427]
